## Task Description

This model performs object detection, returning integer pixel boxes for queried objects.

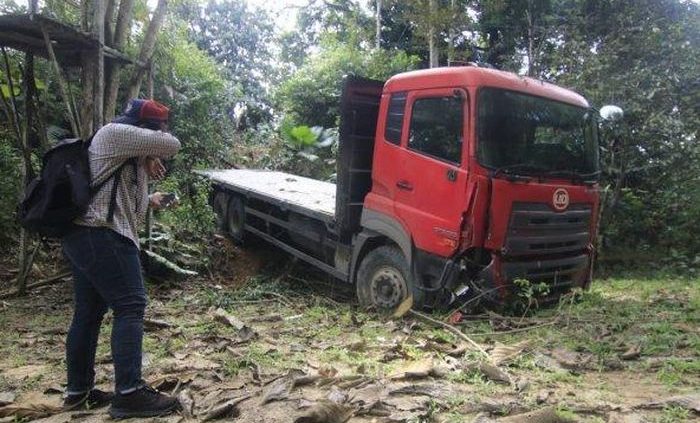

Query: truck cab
[342,67,599,309]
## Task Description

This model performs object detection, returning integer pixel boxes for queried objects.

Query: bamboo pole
[40,24,81,136]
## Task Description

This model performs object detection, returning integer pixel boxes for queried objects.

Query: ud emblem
[553,188,569,211]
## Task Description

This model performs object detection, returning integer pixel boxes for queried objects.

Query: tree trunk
[125,0,168,101]
[93,0,106,131]
[80,0,90,31]
[16,0,40,295]
[104,0,117,46]
[375,0,382,49]
[428,0,439,68]
[447,0,456,65]
[104,0,135,121]
[525,4,534,76]
[81,51,95,138]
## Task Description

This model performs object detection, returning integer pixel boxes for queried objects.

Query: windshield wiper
[545,169,600,184]
[491,163,547,178]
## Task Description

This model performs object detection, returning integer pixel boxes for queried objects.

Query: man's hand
[149,192,178,210]
[145,157,166,180]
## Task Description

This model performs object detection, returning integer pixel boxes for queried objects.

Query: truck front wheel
[356,246,422,311]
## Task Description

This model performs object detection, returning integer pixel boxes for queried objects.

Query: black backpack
[19,136,134,238]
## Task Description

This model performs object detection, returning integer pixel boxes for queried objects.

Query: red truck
[203,66,618,310]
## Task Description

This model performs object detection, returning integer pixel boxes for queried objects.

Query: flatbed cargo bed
[200,169,337,222]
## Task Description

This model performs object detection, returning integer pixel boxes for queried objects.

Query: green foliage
[276,41,420,128]
[0,139,20,245]
[176,0,276,127]
[157,176,215,238]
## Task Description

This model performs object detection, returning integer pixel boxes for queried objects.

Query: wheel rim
[370,266,408,309]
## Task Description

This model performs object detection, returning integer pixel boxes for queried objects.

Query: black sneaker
[108,386,180,419]
[63,389,114,410]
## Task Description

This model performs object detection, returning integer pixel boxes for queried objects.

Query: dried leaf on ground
[471,413,497,423]
[388,383,454,402]
[620,345,641,361]
[143,318,173,331]
[202,395,251,421]
[3,364,47,380]
[465,361,511,383]
[0,394,61,420]
[550,348,594,370]
[211,307,258,342]
[152,374,195,392]
[177,389,195,419]
[163,354,221,372]
[607,411,649,423]
[423,340,467,357]
[261,376,294,405]
[490,340,531,366]
[384,395,430,411]
[294,401,353,423]
[349,383,385,412]
[0,393,15,407]
[250,313,284,323]
[327,386,348,404]
[388,408,430,422]
[392,296,413,318]
[499,406,577,423]
[389,359,434,380]
[533,352,568,372]
[640,392,700,413]
[536,390,552,404]
[347,340,367,352]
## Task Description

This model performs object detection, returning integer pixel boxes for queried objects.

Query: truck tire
[356,246,423,311]
[212,191,229,232]
[226,195,247,244]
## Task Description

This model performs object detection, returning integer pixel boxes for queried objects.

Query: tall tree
[125,0,169,101]
[104,0,135,121]
[177,0,276,126]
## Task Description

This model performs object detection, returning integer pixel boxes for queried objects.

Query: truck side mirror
[599,105,624,122]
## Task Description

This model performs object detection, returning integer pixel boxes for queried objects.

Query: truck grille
[504,202,592,256]
[502,254,589,291]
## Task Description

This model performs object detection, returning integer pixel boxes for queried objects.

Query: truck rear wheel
[227,195,247,244]
[356,246,422,311]
[212,192,229,232]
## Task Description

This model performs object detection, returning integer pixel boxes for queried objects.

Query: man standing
[61,99,181,418]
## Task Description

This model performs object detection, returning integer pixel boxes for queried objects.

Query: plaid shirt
[75,123,181,247]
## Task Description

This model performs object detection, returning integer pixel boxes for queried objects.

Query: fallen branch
[0,271,71,299]
[462,320,558,337]
[408,309,489,357]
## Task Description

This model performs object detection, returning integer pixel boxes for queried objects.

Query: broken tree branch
[0,271,71,299]
[408,309,489,357]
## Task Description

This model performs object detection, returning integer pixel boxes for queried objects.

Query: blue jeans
[62,226,146,395]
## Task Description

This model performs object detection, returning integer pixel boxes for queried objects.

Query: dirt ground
[0,244,698,423]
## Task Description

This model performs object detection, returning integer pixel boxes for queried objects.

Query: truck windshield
[477,88,599,179]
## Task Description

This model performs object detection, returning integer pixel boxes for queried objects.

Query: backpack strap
[105,158,138,223]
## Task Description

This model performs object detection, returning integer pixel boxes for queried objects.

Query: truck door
[394,88,469,257]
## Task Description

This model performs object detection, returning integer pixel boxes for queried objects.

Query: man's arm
[99,123,181,159]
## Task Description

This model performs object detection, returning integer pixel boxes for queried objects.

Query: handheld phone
[160,193,178,208]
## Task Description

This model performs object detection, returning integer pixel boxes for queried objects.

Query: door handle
[396,180,413,191]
